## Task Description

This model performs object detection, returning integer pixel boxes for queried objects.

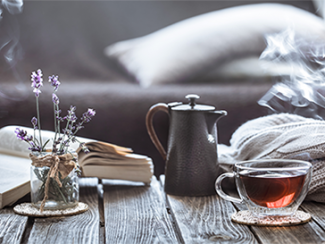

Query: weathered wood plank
[301,201,325,229]
[0,208,28,244]
[103,177,178,243]
[27,177,99,244]
[97,182,105,244]
[160,176,257,243]
[234,203,325,243]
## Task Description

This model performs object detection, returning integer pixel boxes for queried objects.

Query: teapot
[146,94,227,196]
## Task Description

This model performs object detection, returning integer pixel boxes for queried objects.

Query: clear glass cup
[30,151,79,210]
[215,159,312,218]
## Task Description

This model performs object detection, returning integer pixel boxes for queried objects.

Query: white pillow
[105,3,325,87]
[206,57,295,79]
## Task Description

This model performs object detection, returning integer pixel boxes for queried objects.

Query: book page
[0,154,30,194]
[0,154,31,208]
[78,141,132,155]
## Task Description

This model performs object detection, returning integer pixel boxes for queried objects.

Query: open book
[0,125,154,209]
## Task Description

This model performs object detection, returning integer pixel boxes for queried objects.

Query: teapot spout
[205,110,227,133]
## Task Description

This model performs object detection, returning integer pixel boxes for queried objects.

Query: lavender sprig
[15,128,27,141]
[52,94,59,105]
[31,69,43,97]
[31,116,38,145]
[79,142,90,154]
[49,75,60,92]
[75,108,96,135]
[52,93,60,150]
[15,128,41,152]
[58,107,95,154]
[60,106,77,154]
[49,75,61,153]
[81,108,96,123]
[31,117,37,128]
[31,69,43,147]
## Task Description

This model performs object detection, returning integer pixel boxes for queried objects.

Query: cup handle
[215,173,243,204]
[145,103,169,161]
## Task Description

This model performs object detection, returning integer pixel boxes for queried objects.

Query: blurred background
[0,0,322,176]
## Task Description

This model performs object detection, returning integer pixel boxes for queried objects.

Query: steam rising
[0,0,27,105]
[258,29,325,120]
[0,0,23,66]
[2,0,23,15]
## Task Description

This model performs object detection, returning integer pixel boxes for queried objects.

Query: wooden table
[1,176,325,243]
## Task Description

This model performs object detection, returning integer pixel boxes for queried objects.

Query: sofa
[0,0,322,176]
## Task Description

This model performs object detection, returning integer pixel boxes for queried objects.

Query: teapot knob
[185,94,200,108]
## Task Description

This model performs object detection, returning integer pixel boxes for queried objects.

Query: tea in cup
[215,159,312,218]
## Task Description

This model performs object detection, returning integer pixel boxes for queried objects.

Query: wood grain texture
[103,177,178,243]
[27,178,99,244]
[160,176,257,244]
[0,208,28,244]
[234,203,325,243]
[301,201,325,230]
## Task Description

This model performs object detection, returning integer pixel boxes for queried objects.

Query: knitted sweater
[218,113,325,202]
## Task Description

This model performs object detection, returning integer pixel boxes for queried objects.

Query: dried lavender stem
[36,96,43,147]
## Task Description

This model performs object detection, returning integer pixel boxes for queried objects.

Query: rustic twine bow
[30,153,76,212]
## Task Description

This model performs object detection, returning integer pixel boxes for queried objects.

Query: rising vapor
[258,28,325,120]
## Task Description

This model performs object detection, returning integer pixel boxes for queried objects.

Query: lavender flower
[53,137,63,152]
[65,106,77,122]
[31,69,43,97]
[30,146,42,152]
[75,122,84,131]
[15,128,31,141]
[31,117,38,128]
[71,136,76,143]
[49,75,60,91]
[28,141,41,152]
[58,139,70,149]
[15,128,38,151]
[56,116,65,122]
[52,93,59,105]
[68,124,75,131]
[55,109,64,122]
[15,128,27,140]
[81,108,96,123]
[26,135,33,142]
[28,141,35,150]
[69,105,76,113]
[79,142,90,154]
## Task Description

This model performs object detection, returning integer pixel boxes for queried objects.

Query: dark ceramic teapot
[146,94,227,196]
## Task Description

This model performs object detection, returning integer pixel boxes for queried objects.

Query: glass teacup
[215,159,312,218]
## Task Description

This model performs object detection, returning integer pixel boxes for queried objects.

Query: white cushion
[105,3,325,87]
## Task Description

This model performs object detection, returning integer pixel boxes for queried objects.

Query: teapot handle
[146,103,169,161]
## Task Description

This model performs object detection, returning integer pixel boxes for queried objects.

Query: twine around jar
[30,153,76,212]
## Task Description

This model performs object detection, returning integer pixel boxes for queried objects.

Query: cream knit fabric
[218,113,325,202]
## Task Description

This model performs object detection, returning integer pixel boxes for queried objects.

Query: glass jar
[30,151,79,210]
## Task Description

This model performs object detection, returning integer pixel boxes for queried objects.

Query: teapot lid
[171,94,215,111]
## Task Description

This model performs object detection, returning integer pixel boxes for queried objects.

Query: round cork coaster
[13,202,89,217]
[231,210,311,227]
